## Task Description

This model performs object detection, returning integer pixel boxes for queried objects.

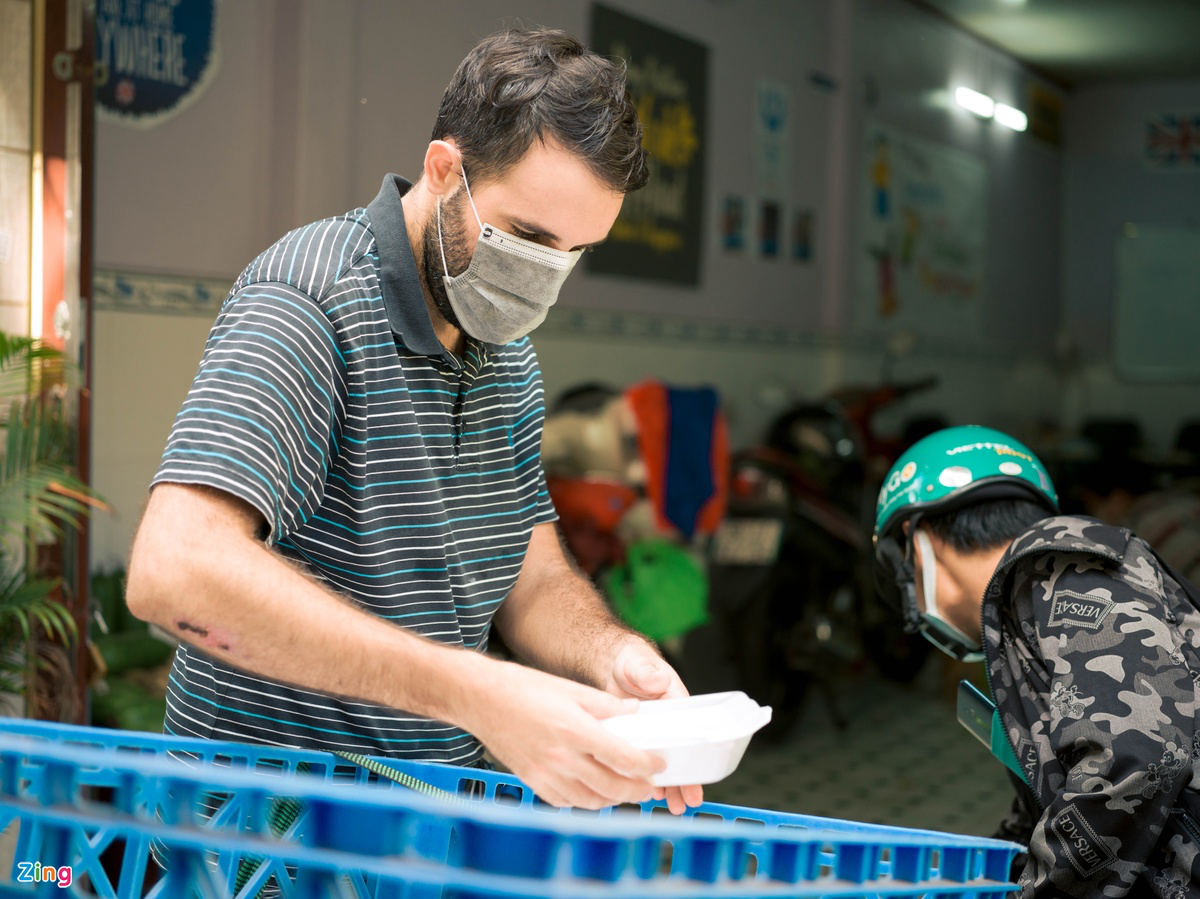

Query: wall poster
[856,121,986,336]
[720,196,746,251]
[96,0,220,128]
[791,209,814,262]
[754,79,791,201]
[1144,112,1200,170]
[587,4,707,286]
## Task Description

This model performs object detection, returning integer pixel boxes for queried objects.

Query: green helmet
[873,425,1059,661]
[875,425,1058,542]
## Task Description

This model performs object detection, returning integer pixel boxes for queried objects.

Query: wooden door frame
[36,0,96,724]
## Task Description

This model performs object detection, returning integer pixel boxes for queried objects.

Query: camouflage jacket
[984,515,1200,898]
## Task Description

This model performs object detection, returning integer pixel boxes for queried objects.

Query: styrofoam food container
[601,691,772,786]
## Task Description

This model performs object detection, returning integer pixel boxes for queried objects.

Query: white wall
[848,0,1064,351]
[90,0,1068,570]
[95,0,844,310]
[91,310,210,570]
[1059,79,1200,450]
[0,0,33,336]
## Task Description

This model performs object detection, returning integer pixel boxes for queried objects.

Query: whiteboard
[1114,224,1200,381]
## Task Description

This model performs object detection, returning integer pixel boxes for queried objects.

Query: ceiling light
[955,86,995,118]
[994,103,1028,131]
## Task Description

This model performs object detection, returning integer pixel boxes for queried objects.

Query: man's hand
[492,523,703,812]
[606,641,705,815]
[459,658,667,810]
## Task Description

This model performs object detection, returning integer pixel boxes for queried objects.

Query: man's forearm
[503,573,645,687]
[494,524,650,688]
[125,484,494,725]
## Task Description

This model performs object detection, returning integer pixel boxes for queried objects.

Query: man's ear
[423,140,462,197]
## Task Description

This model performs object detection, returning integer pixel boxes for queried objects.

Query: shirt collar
[367,174,499,362]
[998,515,1127,571]
[367,174,446,356]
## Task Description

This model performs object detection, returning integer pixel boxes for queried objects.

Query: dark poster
[587,5,707,286]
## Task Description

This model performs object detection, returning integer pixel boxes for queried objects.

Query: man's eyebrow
[508,218,607,251]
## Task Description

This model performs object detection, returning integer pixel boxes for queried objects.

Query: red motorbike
[683,377,941,741]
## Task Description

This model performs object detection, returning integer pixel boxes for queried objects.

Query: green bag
[602,539,709,643]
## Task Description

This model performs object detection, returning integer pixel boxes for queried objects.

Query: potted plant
[0,330,105,718]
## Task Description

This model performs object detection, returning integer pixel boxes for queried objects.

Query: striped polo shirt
[154,174,557,764]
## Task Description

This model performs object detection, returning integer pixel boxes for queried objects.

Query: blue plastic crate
[0,718,1019,897]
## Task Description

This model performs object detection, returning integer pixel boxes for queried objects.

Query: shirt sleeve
[152,284,347,541]
[1020,547,1199,897]
[532,462,557,526]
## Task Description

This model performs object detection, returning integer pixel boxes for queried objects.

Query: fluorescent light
[955,86,994,118]
[994,103,1028,131]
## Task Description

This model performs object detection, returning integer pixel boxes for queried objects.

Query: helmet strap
[898,513,924,632]
[875,529,923,634]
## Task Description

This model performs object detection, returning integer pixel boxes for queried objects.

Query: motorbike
[682,377,941,742]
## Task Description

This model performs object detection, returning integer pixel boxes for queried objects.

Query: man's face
[420,139,625,331]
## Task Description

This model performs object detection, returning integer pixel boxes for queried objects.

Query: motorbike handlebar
[892,375,939,399]
[831,376,939,415]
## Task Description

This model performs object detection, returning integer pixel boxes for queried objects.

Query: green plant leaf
[0,382,106,543]
[0,568,61,632]
[0,334,71,406]
[0,329,100,707]
[0,464,96,544]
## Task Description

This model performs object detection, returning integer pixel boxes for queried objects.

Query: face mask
[913,529,984,663]
[437,168,581,344]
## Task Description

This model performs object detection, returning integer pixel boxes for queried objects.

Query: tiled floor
[701,658,1017,839]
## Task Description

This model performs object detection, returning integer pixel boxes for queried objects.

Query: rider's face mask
[912,528,984,663]
[875,523,983,664]
[437,167,582,345]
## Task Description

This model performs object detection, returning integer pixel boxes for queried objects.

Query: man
[874,425,1200,897]
[125,27,702,814]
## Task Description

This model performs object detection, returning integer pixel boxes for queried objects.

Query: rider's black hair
[921,498,1052,553]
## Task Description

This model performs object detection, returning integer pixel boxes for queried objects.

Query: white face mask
[437,168,581,345]
[914,529,984,663]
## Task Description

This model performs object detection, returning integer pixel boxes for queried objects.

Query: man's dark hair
[922,498,1051,553]
[432,28,648,193]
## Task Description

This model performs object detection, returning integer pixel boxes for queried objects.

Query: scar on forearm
[176,621,232,652]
